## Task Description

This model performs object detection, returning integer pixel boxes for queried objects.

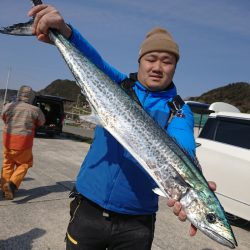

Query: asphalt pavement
[0,121,250,250]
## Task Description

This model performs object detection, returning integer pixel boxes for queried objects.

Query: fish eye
[206,213,217,223]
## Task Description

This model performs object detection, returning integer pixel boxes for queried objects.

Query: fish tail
[0,20,34,36]
[0,1,44,36]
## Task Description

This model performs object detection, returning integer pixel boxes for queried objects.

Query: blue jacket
[70,27,196,215]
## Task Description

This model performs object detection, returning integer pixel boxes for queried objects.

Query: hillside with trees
[188,82,250,113]
[37,79,88,105]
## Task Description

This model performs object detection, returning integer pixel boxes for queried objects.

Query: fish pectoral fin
[152,188,167,197]
[0,20,34,36]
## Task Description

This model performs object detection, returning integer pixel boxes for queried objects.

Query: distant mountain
[0,79,82,102]
[0,79,87,111]
[37,79,86,102]
[36,79,88,111]
[188,82,250,113]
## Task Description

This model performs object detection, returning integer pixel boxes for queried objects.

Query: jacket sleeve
[69,25,126,83]
[1,103,10,123]
[167,104,196,158]
[1,109,6,122]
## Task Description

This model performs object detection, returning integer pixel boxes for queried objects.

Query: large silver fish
[0,0,237,248]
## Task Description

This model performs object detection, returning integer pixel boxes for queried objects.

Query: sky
[0,0,249,99]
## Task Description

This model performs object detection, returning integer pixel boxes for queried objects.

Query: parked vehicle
[33,95,72,136]
[186,101,240,137]
[196,112,250,224]
[186,101,212,137]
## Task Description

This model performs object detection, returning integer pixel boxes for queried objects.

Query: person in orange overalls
[1,85,45,200]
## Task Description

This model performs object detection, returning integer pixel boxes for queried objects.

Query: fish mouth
[205,227,237,249]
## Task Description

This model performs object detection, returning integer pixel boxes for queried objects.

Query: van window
[215,120,250,149]
[199,118,218,140]
[199,117,250,149]
[186,102,212,130]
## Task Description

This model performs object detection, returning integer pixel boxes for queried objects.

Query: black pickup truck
[33,95,72,137]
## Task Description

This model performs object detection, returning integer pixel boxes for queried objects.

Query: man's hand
[28,4,72,43]
[167,181,217,236]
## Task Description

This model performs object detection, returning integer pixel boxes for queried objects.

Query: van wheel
[47,133,54,138]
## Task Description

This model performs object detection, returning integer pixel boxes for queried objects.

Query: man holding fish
[28,3,217,250]
[0,0,235,249]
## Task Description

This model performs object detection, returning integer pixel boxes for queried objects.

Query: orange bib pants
[1,146,33,189]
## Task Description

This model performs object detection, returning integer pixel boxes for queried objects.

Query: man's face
[137,52,177,91]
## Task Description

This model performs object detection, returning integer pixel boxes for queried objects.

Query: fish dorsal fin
[79,112,101,126]
[169,135,202,173]
[168,135,208,187]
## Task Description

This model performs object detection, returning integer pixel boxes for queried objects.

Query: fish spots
[146,160,157,169]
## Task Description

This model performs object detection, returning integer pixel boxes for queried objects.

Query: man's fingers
[208,181,216,191]
[28,5,52,35]
[28,4,48,17]
[173,202,182,216]
[167,199,175,207]
[37,34,52,44]
[178,210,187,222]
[190,224,197,236]
[167,199,186,221]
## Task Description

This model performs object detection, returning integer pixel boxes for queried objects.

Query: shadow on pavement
[0,228,46,250]
[9,181,75,204]
[22,177,35,182]
[35,132,93,144]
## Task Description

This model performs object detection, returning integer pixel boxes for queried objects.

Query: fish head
[181,188,237,249]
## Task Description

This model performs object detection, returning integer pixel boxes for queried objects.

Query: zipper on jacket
[142,90,149,106]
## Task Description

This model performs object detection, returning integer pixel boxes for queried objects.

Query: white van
[186,101,241,137]
[196,112,250,223]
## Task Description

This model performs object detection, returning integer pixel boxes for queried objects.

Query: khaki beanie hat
[17,85,35,104]
[138,27,180,62]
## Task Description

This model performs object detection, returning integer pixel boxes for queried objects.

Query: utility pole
[3,66,11,106]
[76,93,80,108]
